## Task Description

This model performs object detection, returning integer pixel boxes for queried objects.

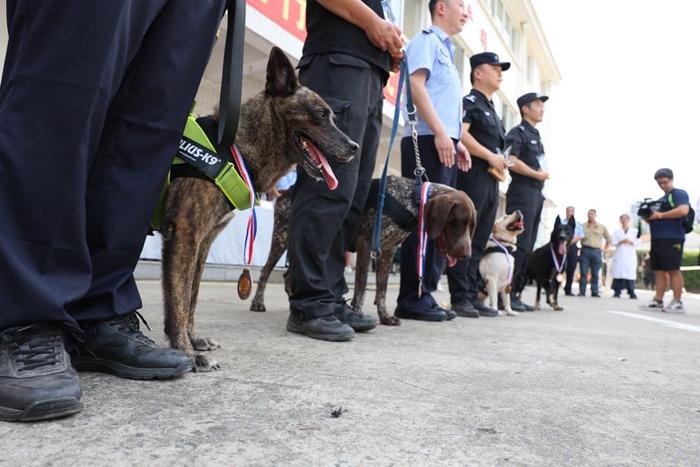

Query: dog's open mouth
[438,231,458,268]
[507,219,524,231]
[557,241,567,256]
[299,135,338,191]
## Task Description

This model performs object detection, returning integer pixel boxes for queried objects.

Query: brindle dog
[160,47,357,371]
[251,175,476,325]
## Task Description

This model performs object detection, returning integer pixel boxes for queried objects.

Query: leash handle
[218,0,246,148]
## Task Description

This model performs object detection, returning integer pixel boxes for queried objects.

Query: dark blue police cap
[517,92,549,108]
[469,52,511,71]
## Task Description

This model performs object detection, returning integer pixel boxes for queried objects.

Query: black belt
[582,245,600,250]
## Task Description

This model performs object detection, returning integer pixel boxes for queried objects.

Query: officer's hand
[367,19,404,55]
[435,132,455,168]
[488,153,508,171]
[456,141,471,172]
[538,170,550,181]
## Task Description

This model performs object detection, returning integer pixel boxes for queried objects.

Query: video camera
[637,198,662,220]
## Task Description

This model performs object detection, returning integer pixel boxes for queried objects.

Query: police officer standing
[505,93,550,311]
[286,0,404,341]
[0,1,227,422]
[395,0,470,322]
[447,52,510,318]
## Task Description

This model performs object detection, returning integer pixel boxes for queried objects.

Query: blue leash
[371,57,426,259]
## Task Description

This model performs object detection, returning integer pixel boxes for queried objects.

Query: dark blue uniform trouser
[288,53,384,320]
[397,135,457,313]
[579,246,603,295]
[447,162,499,304]
[564,244,579,294]
[0,0,225,331]
[505,182,544,297]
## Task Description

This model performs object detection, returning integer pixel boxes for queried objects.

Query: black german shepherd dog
[526,216,575,311]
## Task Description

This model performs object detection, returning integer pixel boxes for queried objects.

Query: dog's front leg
[351,236,371,315]
[375,247,400,326]
[251,196,290,312]
[250,225,287,312]
[187,227,223,354]
[486,277,500,315]
[534,280,542,310]
[501,289,518,316]
[552,282,563,311]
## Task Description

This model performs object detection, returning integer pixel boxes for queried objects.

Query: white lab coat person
[611,214,639,298]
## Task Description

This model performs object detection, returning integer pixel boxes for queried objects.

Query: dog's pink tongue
[559,243,567,256]
[307,142,338,191]
[447,255,457,268]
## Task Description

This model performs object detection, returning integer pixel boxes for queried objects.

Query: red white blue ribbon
[416,181,432,296]
[230,144,257,265]
[550,244,567,274]
[489,235,514,284]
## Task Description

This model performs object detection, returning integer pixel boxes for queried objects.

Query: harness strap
[366,180,418,233]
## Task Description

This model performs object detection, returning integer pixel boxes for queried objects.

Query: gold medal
[556,273,564,283]
[237,269,252,300]
[505,284,512,293]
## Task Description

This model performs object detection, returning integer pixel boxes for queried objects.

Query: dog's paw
[506,309,519,316]
[249,301,266,312]
[190,336,221,351]
[380,315,401,326]
[193,354,221,372]
[554,306,564,311]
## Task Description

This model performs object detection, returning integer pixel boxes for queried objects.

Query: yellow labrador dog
[479,210,524,316]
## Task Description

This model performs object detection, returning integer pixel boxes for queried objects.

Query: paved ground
[2,277,699,466]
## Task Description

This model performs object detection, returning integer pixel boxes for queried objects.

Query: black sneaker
[0,324,82,422]
[394,305,447,322]
[510,298,534,312]
[287,314,355,341]
[451,301,479,319]
[472,300,498,317]
[70,312,192,380]
[334,304,377,332]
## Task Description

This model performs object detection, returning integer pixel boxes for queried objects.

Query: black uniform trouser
[397,135,457,313]
[564,244,579,293]
[288,53,384,320]
[0,0,225,331]
[505,182,544,297]
[447,163,499,303]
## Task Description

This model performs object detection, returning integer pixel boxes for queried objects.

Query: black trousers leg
[447,166,498,303]
[0,0,223,330]
[505,184,543,297]
[287,54,384,320]
[397,135,457,312]
[564,244,579,293]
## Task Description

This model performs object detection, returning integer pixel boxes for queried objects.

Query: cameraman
[643,168,690,313]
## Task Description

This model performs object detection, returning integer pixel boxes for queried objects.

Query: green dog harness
[151,110,256,231]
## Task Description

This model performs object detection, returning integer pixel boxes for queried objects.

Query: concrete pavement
[2,278,699,466]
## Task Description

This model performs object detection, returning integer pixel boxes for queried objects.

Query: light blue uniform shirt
[402,25,462,140]
[561,218,584,238]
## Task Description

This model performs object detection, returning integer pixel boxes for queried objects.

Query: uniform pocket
[322,96,352,131]
[328,53,371,69]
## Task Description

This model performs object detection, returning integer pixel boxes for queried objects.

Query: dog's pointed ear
[265,47,299,97]
[425,195,454,239]
[554,215,561,228]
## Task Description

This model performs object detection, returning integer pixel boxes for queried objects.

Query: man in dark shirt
[446,52,510,318]
[504,93,550,311]
[643,168,690,313]
[286,0,404,341]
